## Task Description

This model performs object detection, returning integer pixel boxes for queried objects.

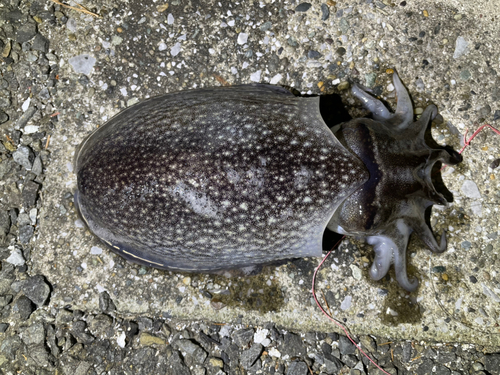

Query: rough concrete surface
[1,0,500,373]
[33,0,500,344]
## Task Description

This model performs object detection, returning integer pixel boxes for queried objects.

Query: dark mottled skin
[75,85,367,272]
[75,75,461,291]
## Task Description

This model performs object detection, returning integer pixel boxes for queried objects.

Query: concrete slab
[32,0,500,349]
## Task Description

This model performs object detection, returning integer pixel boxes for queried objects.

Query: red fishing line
[312,123,500,373]
[458,124,500,155]
[312,238,392,375]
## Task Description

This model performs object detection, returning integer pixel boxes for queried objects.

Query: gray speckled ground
[1,0,500,374]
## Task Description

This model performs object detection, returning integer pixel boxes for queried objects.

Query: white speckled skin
[75,74,461,291]
[75,84,367,273]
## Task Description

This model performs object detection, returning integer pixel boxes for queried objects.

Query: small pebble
[69,54,97,75]
[490,158,500,169]
[209,358,223,368]
[472,362,484,371]
[91,246,103,255]
[237,33,248,45]
[157,4,169,12]
[337,81,349,90]
[453,36,469,59]
[365,72,377,88]
[349,265,362,280]
[295,3,312,12]
[321,4,330,20]
[6,247,26,266]
[461,180,481,198]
